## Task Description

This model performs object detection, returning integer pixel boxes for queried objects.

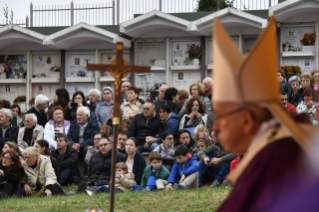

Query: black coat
[50,156,60,182]
[0,166,24,195]
[51,146,79,176]
[87,150,124,186]
[127,114,163,146]
[123,152,146,185]
[26,106,48,128]
[0,123,19,155]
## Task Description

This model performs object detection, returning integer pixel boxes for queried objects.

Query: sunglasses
[2,156,12,161]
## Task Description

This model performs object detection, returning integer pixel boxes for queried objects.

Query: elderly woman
[193,124,210,142]
[17,114,44,154]
[296,88,319,125]
[15,147,62,197]
[120,86,143,125]
[44,106,70,150]
[0,150,24,199]
[11,104,23,128]
[179,97,212,137]
[178,83,212,119]
[158,104,179,137]
[0,108,19,155]
[288,75,302,107]
[95,87,114,127]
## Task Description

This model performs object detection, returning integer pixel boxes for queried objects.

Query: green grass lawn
[1,185,231,212]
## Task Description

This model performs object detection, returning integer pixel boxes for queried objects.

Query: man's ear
[241,110,257,135]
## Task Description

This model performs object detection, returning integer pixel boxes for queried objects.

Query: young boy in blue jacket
[158,144,199,190]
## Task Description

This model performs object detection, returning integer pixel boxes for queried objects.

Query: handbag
[31,159,45,197]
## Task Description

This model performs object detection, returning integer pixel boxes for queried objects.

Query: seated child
[157,145,199,190]
[93,162,134,194]
[140,152,170,191]
[197,137,212,152]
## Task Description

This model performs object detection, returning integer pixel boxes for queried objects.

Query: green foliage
[1,4,14,27]
[197,0,235,12]
[0,186,230,212]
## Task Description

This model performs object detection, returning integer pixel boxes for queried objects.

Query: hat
[212,17,313,152]
[102,86,113,95]
[288,75,301,84]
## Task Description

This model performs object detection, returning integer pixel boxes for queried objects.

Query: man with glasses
[82,137,124,191]
[128,102,163,153]
[87,89,101,112]
[0,109,18,155]
[213,17,316,212]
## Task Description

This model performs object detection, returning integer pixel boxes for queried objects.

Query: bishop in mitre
[212,17,318,212]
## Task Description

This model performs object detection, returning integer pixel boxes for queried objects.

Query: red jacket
[286,102,297,115]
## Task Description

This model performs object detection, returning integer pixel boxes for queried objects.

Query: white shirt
[126,161,133,173]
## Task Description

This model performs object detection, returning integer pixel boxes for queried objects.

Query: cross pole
[87,42,150,212]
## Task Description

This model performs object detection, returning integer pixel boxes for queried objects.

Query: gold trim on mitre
[212,17,315,156]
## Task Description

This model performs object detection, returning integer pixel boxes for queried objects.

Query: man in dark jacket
[0,109,19,155]
[87,137,124,186]
[26,94,49,128]
[51,134,79,186]
[67,106,99,157]
[128,102,163,153]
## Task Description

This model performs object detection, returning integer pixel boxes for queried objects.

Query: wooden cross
[87,42,150,212]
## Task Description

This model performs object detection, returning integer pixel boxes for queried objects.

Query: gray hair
[35,94,49,107]
[203,77,214,85]
[144,102,155,109]
[25,113,37,123]
[23,147,40,159]
[99,137,111,145]
[0,108,13,122]
[77,106,91,117]
[288,75,301,84]
[89,89,101,98]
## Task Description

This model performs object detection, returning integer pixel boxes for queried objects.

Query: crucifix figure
[87,42,150,212]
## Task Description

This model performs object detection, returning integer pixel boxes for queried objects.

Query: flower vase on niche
[301,32,316,52]
[193,59,199,65]
[174,59,178,66]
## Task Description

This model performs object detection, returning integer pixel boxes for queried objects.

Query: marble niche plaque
[31,84,61,104]
[282,58,315,74]
[32,54,61,78]
[136,42,166,67]
[66,54,95,78]
[206,39,239,66]
[171,41,200,66]
[171,71,201,91]
[282,26,316,51]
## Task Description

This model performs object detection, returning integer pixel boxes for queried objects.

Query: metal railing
[0,17,29,27]
[1,0,280,28]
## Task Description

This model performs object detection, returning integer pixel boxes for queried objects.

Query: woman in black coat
[0,150,24,198]
[123,137,146,185]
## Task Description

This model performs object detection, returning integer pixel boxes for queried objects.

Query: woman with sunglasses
[0,150,24,199]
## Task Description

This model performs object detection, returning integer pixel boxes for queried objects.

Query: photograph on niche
[305,60,310,66]
[6,85,10,92]
[75,58,80,65]
[0,55,27,79]
[178,73,183,80]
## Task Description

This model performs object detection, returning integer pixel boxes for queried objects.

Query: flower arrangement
[300,32,316,46]
[50,65,61,72]
[0,66,9,73]
[77,70,86,77]
[29,97,35,106]
[184,44,202,64]
[14,96,26,104]
[281,65,301,77]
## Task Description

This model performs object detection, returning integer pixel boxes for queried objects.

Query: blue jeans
[59,168,74,186]
[94,185,123,194]
[198,159,230,187]
[132,184,144,192]
[138,143,159,153]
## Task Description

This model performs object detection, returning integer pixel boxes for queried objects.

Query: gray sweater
[196,144,236,163]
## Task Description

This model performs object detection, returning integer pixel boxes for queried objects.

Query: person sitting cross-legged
[157,145,199,190]
[50,134,79,186]
[93,162,135,194]
[17,114,44,154]
[140,152,170,191]
[196,131,236,188]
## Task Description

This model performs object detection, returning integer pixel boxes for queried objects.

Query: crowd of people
[0,70,317,199]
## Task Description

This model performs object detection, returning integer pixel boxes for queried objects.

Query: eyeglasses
[214,108,244,124]
[165,137,174,140]
[99,143,110,147]
[2,156,12,161]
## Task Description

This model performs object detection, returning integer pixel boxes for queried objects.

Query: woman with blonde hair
[193,124,210,142]
[178,82,212,118]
